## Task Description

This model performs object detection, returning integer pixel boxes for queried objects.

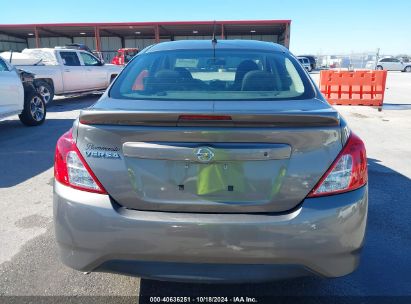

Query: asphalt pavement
[0,73,411,302]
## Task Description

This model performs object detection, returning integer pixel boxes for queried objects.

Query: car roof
[144,40,289,53]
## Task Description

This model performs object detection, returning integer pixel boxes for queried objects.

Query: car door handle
[64,69,71,72]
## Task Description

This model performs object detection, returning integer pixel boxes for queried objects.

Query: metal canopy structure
[0,20,291,61]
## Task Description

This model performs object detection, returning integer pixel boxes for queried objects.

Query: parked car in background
[298,55,317,70]
[376,57,411,72]
[365,60,376,70]
[54,40,368,283]
[111,48,139,65]
[321,55,341,69]
[297,56,312,72]
[1,48,122,104]
[0,57,46,126]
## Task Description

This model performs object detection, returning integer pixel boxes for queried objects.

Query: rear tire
[376,65,384,70]
[36,80,54,105]
[404,66,411,72]
[18,91,46,126]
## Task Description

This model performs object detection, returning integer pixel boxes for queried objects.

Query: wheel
[404,66,411,72]
[18,91,46,126]
[308,66,312,72]
[376,65,384,70]
[36,80,54,105]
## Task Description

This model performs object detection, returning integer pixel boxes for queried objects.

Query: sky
[1,0,410,55]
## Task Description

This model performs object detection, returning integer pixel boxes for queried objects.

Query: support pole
[34,27,40,48]
[94,26,101,52]
[284,23,290,49]
[154,24,160,43]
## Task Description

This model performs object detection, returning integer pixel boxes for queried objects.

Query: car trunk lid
[75,98,343,213]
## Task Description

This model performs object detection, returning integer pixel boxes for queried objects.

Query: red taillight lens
[54,129,107,194]
[308,132,367,197]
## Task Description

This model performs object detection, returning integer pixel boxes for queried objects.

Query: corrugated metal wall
[226,34,278,42]
[27,37,72,48]
[0,34,27,52]
[174,35,278,42]
[174,36,213,40]
[174,35,277,42]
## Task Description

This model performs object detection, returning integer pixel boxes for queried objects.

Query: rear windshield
[110,49,315,101]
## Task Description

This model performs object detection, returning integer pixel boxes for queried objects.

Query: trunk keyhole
[228,185,234,192]
[178,185,184,191]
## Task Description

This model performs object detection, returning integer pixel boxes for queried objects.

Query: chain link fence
[315,52,411,70]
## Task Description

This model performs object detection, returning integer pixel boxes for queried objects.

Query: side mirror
[98,60,105,66]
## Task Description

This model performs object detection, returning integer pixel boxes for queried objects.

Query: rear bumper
[53,181,368,283]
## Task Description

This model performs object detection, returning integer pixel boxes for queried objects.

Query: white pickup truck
[1,48,123,104]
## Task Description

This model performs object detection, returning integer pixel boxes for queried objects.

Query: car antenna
[211,21,217,62]
[212,21,218,44]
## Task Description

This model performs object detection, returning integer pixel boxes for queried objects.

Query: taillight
[308,132,367,197]
[54,129,107,194]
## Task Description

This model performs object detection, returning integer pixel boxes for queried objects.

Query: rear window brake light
[178,115,232,121]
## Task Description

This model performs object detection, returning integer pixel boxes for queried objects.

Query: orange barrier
[319,70,387,108]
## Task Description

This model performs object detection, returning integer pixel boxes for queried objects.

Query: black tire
[404,66,411,73]
[18,91,46,126]
[35,80,54,105]
[376,65,384,70]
